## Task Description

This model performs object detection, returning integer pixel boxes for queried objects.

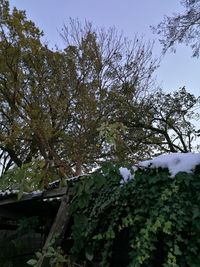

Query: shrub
[67,163,200,267]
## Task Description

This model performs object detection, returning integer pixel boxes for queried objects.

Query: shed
[0,184,72,267]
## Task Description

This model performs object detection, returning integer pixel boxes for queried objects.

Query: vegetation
[0,1,200,266]
[63,163,200,266]
[0,0,158,179]
[0,1,199,186]
[152,0,200,57]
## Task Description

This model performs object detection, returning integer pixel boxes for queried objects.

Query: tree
[1,1,199,188]
[152,0,200,57]
[141,87,200,153]
[61,19,159,166]
[0,2,159,181]
[0,0,74,179]
[107,86,200,160]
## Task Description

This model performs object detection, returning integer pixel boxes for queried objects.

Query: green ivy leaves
[68,163,200,266]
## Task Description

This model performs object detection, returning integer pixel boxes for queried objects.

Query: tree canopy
[0,1,199,187]
[152,0,200,57]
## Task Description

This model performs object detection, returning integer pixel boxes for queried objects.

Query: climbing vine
[67,163,200,267]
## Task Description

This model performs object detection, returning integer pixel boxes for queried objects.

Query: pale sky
[9,0,200,96]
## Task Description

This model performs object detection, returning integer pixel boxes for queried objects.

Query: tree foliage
[0,1,200,187]
[0,1,159,180]
[152,0,200,57]
[141,87,200,153]
[109,87,200,159]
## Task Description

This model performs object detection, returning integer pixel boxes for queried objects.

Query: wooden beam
[37,191,71,267]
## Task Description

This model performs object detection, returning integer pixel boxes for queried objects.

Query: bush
[67,163,200,267]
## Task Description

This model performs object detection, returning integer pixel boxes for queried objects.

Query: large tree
[61,19,159,166]
[1,1,199,188]
[0,2,158,181]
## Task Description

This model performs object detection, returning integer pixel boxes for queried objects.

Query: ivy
[67,163,200,266]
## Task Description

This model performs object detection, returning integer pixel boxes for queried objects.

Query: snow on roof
[138,152,200,177]
[0,189,19,197]
[0,173,86,199]
[0,189,40,198]
[119,167,133,183]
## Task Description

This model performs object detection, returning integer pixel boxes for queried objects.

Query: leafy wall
[66,163,200,267]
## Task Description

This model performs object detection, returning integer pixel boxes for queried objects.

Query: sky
[9,0,200,96]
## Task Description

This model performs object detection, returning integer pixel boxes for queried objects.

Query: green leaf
[163,221,172,234]
[174,244,182,256]
[193,207,200,219]
[85,247,94,261]
[27,259,38,266]
[35,251,42,259]
[92,233,103,240]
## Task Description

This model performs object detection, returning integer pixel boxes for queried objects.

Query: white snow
[119,153,200,182]
[32,190,43,197]
[138,152,200,177]
[119,167,133,182]
[0,189,19,197]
